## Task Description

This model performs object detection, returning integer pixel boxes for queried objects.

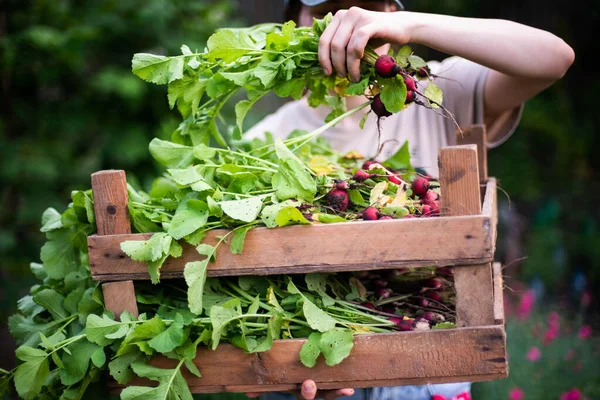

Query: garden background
[1,0,599,398]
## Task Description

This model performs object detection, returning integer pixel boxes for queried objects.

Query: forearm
[405,12,574,81]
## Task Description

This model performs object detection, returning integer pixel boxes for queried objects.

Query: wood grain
[109,326,507,393]
[91,170,131,236]
[439,146,494,327]
[102,281,138,319]
[493,262,505,325]
[88,214,495,280]
[456,125,488,183]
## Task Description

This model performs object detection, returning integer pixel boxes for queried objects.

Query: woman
[245,1,574,398]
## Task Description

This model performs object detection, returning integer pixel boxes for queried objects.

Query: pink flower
[579,325,592,339]
[543,327,559,345]
[526,346,541,361]
[509,387,524,400]
[547,311,560,330]
[517,289,535,320]
[560,388,582,400]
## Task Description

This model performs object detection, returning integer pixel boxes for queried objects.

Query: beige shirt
[244,56,523,177]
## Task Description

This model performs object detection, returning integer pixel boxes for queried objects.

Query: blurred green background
[1,0,598,398]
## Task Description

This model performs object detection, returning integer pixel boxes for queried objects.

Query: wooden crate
[89,126,508,393]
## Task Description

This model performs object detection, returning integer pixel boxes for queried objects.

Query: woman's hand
[245,379,355,400]
[318,7,413,82]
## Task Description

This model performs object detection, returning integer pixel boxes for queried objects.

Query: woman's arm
[318,7,575,138]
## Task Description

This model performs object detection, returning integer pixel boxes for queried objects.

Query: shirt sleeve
[428,56,524,148]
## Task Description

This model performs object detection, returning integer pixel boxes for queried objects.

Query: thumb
[300,380,318,400]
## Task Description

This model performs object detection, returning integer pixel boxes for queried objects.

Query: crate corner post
[91,170,139,319]
[438,144,494,327]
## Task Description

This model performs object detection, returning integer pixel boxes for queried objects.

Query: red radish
[421,204,432,216]
[405,90,416,104]
[361,207,380,220]
[387,174,402,185]
[374,55,400,78]
[353,170,373,182]
[431,396,446,400]
[302,213,314,222]
[419,298,430,307]
[426,278,444,289]
[362,160,377,169]
[371,94,392,118]
[403,74,417,92]
[414,319,430,330]
[403,214,417,219]
[326,189,349,212]
[420,312,439,322]
[361,302,376,309]
[411,176,429,197]
[376,288,392,299]
[374,279,388,288]
[421,190,439,205]
[430,200,440,215]
[379,215,394,220]
[425,291,442,302]
[437,267,454,276]
[393,318,414,331]
[334,179,349,190]
[417,66,431,78]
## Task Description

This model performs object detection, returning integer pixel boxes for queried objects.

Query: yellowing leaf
[369,181,389,206]
[309,156,336,176]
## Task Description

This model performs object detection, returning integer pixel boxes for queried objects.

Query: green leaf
[91,347,106,368]
[230,225,253,255]
[167,75,205,115]
[219,70,255,86]
[260,200,297,228]
[210,302,242,349]
[273,77,306,100]
[235,93,267,137]
[40,208,63,232]
[219,196,264,223]
[148,314,185,353]
[206,30,258,62]
[15,346,47,362]
[192,144,217,161]
[120,232,171,263]
[348,189,366,207]
[408,55,427,69]
[274,206,310,227]
[168,199,209,240]
[273,158,317,202]
[299,332,322,368]
[118,317,167,356]
[60,341,99,386]
[40,229,79,280]
[302,297,337,333]
[382,140,412,171]
[184,260,208,315]
[253,58,281,88]
[380,75,407,113]
[395,45,412,67]
[316,214,346,224]
[319,328,354,366]
[432,321,456,330]
[132,53,184,85]
[14,355,49,400]
[424,81,443,109]
[149,138,195,169]
[121,361,192,400]
[85,314,121,346]
[33,289,66,320]
[109,352,142,384]
[345,78,369,96]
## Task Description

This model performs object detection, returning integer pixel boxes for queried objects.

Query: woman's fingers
[322,388,356,400]
[347,24,376,82]
[318,11,345,76]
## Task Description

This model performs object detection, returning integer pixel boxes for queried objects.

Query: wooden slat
[102,281,139,320]
[439,146,494,327]
[438,145,482,217]
[91,170,131,236]
[493,262,505,325]
[454,263,495,327]
[455,125,488,183]
[109,326,507,393]
[88,214,495,280]
[92,170,138,318]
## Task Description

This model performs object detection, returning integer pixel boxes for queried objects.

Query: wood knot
[106,205,117,215]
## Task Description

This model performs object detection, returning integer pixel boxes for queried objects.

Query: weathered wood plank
[92,170,138,317]
[102,281,139,319]
[109,326,507,393]
[88,214,495,280]
[455,125,488,183]
[91,170,131,236]
[493,262,505,325]
[439,146,494,327]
